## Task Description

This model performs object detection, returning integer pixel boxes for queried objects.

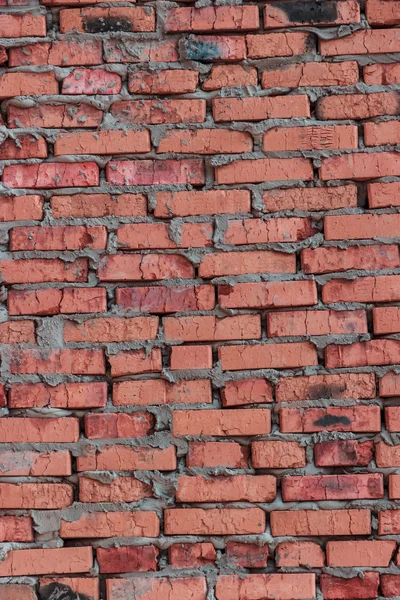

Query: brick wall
[0,0,399,599]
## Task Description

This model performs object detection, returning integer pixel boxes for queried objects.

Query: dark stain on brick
[39,583,91,600]
[313,414,351,427]
[183,39,221,61]
[84,17,133,33]
[306,382,346,400]
[272,1,338,24]
[337,440,358,462]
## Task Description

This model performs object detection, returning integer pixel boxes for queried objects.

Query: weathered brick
[164,508,265,535]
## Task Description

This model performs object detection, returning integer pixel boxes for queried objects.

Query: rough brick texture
[0,1,398,598]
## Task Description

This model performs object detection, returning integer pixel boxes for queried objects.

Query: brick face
[0,1,396,596]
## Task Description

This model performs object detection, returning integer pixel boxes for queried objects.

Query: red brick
[165,6,259,31]
[379,510,400,534]
[0,320,34,343]
[219,280,317,309]
[222,379,273,407]
[51,193,146,218]
[314,440,373,467]
[60,7,155,33]
[264,0,360,28]
[369,181,400,208]
[320,573,379,600]
[216,157,313,184]
[9,382,107,409]
[302,245,400,274]
[117,222,212,249]
[282,474,383,501]
[381,575,400,598]
[99,254,194,282]
[373,306,400,334]
[385,406,400,431]
[318,92,400,120]
[3,162,99,189]
[365,120,400,145]
[187,442,249,468]
[55,130,150,156]
[275,542,324,568]
[176,474,276,503]
[0,135,47,160]
[0,450,71,476]
[376,442,400,467]
[0,483,72,509]
[281,406,380,433]
[219,342,318,371]
[0,547,92,576]
[213,95,310,121]
[326,339,400,368]
[106,159,204,186]
[60,511,159,539]
[173,409,271,437]
[165,315,260,342]
[39,579,99,600]
[271,509,371,536]
[129,70,198,94]
[10,349,105,375]
[116,285,214,313]
[268,309,367,337]
[169,543,215,568]
[111,99,206,125]
[224,217,315,244]
[158,129,252,154]
[252,440,306,468]
[106,578,206,600]
[262,61,359,88]
[84,413,153,439]
[366,0,400,25]
[164,508,265,535]
[77,445,176,472]
[389,477,400,501]
[0,417,79,442]
[0,258,87,284]
[113,379,211,407]
[200,251,296,277]
[8,288,106,316]
[380,372,400,396]
[0,195,43,222]
[203,65,258,90]
[79,476,151,503]
[225,542,268,568]
[323,275,400,304]
[104,40,178,63]
[0,72,58,98]
[215,574,315,600]
[364,62,400,84]
[97,546,158,573]
[64,316,158,343]
[109,349,162,377]
[276,373,376,401]
[0,517,33,542]
[326,214,400,240]
[0,14,46,37]
[9,40,102,66]
[170,345,212,370]
[183,36,246,62]
[247,32,310,57]
[0,385,5,409]
[62,69,121,95]
[264,125,357,151]
[10,225,106,251]
[263,185,357,211]
[155,189,250,217]
[8,104,103,129]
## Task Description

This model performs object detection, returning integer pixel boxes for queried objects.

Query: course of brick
[0,0,400,599]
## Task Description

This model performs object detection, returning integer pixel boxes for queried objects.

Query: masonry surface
[1,0,400,599]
